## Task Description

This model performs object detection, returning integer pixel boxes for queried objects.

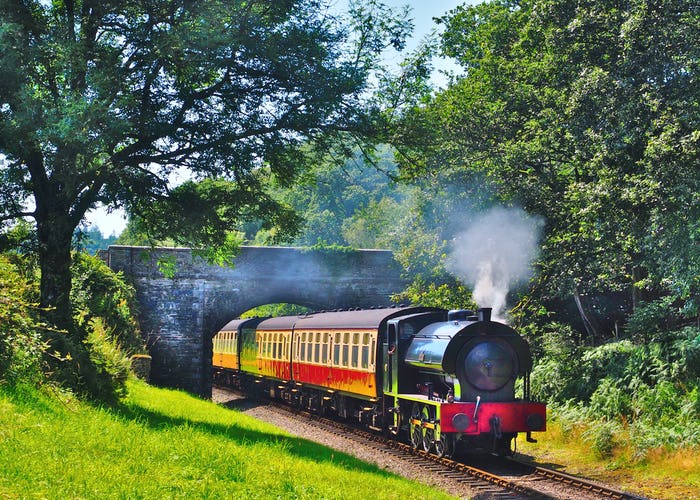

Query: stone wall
[107,245,406,396]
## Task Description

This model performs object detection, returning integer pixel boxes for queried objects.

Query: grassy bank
[518,415,700,500]
[0,380,453,499]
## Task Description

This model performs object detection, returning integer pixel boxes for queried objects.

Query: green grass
[0,380,454,499]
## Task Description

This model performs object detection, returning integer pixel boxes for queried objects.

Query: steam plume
[446,207,543,322]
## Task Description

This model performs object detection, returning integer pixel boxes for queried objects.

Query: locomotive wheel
[434,433,454,459]
[409,403,422,449]
[420,405,434,452]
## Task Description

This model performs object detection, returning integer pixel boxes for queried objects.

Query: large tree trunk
[36,213,75,333]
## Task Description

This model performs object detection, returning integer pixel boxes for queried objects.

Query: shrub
[66,253,144,401]
[0,254,45,385]
[583,420,620,459]
[71,252,144,354]
[588,378,632,419]
[82,318,131,401]
[625,296,677,342]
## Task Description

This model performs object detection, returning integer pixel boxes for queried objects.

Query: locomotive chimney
[478,308,492,323]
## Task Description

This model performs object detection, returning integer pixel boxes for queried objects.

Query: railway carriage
[212,306,546,457]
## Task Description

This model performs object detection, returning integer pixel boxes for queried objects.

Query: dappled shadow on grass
[110,397,393,476]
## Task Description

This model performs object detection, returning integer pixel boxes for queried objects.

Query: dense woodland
[1,0,699,462]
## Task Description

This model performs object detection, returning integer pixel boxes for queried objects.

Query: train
[212,306,546,457]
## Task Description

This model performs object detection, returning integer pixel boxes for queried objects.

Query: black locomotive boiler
[212,306,546,457]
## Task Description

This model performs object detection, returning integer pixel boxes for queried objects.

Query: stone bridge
[106,245,407,397]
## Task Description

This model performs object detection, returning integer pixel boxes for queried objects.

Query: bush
[532,325,700,457]
[588,378,632,419]
[71,252,144,354]
[82,318,131,401]
[625,296,677,342]
[67,253,144,401]
[582,420,620,459]
[0,254,45,384]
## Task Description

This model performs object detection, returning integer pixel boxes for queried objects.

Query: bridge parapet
[107,245,406,396]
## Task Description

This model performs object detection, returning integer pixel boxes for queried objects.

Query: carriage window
[313,332,321,363]
[361,333,370,369]
[322,332,329,363]
[333,332,341,365]
[342,332,349,367]
[351,333,360,368]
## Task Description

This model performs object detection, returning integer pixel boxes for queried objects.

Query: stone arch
[107,245,407,396]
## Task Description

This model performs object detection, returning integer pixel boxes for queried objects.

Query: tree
[74,226,118,255]
[0,0,411,333]
[255,146,411,248]
[392,0,700,335]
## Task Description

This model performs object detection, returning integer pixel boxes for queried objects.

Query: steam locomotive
[212,306,546,457]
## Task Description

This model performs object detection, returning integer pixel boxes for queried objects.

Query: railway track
[215,387,648,499]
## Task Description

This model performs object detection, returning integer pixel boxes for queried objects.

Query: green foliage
[533,326,700,455]
[70,252,143,355]
[582,420,620,459]
[0,220,38,259]
[62,252,143,401]
[74,226,119,255]
[240,303,311,319]
[625,297,679,342]
[0,254,45,384]
[393,278,475,310]
[81,318,131,401]
[0,0,413,336]
[391,0,700,330]
[257,147,411,248]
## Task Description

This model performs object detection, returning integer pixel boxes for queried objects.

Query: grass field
[0,380,454,499]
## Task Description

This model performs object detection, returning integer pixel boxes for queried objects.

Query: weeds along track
[505,460,649,500]
[213,386,648,500]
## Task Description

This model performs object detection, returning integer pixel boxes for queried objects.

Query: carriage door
[382,321,400,394]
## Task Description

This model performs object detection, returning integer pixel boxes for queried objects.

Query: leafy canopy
[0,0,411,318]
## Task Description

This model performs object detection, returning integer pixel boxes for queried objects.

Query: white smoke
[446,207,543,322]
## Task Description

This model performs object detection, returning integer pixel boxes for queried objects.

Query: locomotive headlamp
[452,413,470,432]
